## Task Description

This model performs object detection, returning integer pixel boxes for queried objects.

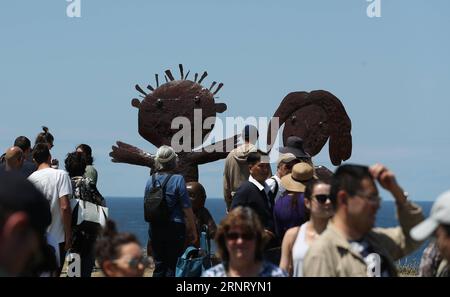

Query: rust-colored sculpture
[267,90,352,165]
[110,64,238,182]
[110,65,352,182]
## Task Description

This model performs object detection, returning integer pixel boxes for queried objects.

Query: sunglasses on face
[314,194,330,204]
[116,256,152,269]
[225,232,255,241]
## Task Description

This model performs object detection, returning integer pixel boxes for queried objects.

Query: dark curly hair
[76,144,94,165]
[64,152,87,177]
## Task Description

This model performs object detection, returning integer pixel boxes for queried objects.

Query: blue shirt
[145,173,192,224]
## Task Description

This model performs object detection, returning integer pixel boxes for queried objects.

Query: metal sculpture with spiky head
[110,64,238,182]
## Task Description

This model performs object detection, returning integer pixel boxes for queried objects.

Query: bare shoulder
[283,226,301,245]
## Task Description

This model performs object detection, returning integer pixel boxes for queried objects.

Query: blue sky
[1,0,449,203]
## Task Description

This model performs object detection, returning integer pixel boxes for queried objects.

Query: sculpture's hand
[110,141,154,168]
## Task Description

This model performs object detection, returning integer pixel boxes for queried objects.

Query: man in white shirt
[28,143,72,273]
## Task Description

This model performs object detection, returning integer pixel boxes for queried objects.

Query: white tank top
[292,222,309,277]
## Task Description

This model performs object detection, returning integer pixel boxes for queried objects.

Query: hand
[369,163,402,195]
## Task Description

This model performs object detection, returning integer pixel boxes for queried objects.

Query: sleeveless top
[292,222,310,277]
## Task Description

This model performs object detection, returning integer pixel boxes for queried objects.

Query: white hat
[155,145,177,163]
[410,190,450,241]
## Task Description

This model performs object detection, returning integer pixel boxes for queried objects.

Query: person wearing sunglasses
[96,220,150,277]
[303,163,425,277]
[202,207,287,277]
[279,179,333,276]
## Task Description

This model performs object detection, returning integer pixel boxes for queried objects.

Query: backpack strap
[181,246,198,259]
[159,173,174,218]
[151,172,159,188]
[268,177,279,208]
[160,174,173,190]
[151,173,172,188]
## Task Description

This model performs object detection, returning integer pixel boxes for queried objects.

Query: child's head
[186,182,207,211]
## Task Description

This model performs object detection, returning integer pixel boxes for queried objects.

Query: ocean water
[106,197,433,267]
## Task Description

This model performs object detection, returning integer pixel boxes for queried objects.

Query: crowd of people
[0,125,449,277]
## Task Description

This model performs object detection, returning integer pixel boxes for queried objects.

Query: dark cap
[279,136,311,159]
[0,172,51,235]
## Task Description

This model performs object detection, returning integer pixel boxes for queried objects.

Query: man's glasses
[225,232,255,241]
[314,194,330,204]
[356,192,382,204]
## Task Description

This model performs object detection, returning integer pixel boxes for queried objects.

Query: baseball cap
[410,190,450,241]
[276,153,297,165]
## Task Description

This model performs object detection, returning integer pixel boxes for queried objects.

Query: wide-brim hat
[280,162,315,192]
[279,136,311,159]
[410,190,450,241]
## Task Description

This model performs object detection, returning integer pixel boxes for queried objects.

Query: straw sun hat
[280,162,315,192]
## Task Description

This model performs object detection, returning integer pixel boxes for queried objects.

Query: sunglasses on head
[314,194,330,204]
[225,232,255,241]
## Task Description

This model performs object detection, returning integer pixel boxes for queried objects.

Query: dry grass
[397,258,419,277]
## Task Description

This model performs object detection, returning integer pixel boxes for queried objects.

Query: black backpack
[144,173,173,224]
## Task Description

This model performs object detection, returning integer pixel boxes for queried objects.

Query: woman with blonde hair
[202,206,287,277]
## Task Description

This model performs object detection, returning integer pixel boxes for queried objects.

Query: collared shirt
[249,175,270,192]
[231,178,275,232]
[249,175,272,208]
